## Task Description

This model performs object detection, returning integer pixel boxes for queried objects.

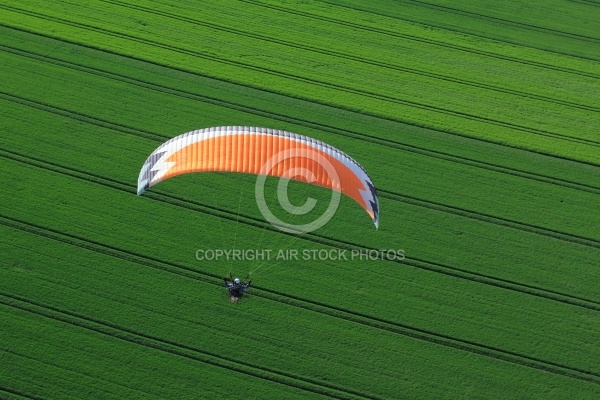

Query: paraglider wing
[137,126,379,228]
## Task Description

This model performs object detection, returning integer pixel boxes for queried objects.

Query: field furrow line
[240,0,600,79]
[2,24,598,168]
[1,348,165,399]
[1,216,599,385]
[568,0,600,6]
[2,6,598,150]
[0,386,45,400]
[3,91,599,248]
[378,189,600,248]
[2,45,599,196]
[343,0,600,42]
[258,289,600,385]
[0,92,164,142]
[100,0,600,113]
[317,0,600,62]
[1,150,599,313]
[0,292,375,400]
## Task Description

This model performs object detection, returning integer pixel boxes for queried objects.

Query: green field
[1,0,599,398]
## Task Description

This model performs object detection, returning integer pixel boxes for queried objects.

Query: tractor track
[379,189,600,249]
[1,5,599,151]
[317,0,600,62]
[0,386,45,400]
[2,90,599,250]
[568,0,600,6]
[1,216,599,386]
[395,0,600,42]
[0,349,164,399]
[239,0,600,79]
[1,24,598,169]
[2,44,599,197]
[1,149,599,314]
[99,0,600,113]
[0,292,375,400]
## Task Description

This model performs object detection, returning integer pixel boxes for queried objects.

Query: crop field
[1,0,599,399]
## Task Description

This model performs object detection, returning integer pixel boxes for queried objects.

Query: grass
[1,0,599,399]
[2,0,600,162]
[323,0,600,60]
